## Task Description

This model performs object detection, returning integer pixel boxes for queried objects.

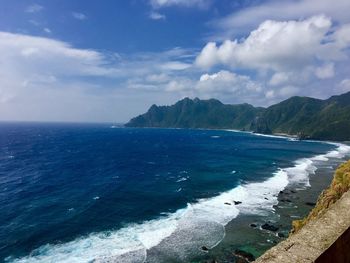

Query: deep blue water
[0,122,338,262]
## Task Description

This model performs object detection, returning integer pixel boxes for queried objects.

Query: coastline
[192,140,350,262]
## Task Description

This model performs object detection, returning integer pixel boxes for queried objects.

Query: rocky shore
[192,157,348,263]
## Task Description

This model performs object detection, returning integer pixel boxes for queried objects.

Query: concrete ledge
[255,190,350,263]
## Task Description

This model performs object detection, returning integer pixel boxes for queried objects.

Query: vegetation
[125,91,350,141]
[292,160,350,233]
[125,97,263,130]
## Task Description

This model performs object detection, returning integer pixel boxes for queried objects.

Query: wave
[176,177,188,183]
[8,143,350,263]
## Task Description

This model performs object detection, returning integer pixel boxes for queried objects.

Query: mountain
[125,97,263,130]
[125,91,350,141]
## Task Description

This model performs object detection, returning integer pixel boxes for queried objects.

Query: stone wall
[255,190,350,263]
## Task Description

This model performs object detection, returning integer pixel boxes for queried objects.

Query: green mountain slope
[125,91,350,141]
[125,97,263,130]
[254,92,350,140]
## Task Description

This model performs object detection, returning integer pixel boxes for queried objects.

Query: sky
[0,0,350,123]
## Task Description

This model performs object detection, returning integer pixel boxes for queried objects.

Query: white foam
[10,169,289,263]
[285,143,350,187]
[285,158,316,187]
[176,177,188,183]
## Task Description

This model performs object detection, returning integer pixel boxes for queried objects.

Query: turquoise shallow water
[0,122,348,262]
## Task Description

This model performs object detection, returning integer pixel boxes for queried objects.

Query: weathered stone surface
[255,190,350,263]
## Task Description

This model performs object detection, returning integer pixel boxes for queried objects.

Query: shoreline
[123,126,350,144]
[193,143,350,262]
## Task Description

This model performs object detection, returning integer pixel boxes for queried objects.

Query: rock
[264,197,269,200]
[280,198,292,203]
[279,190,284,194]
[291,190,297,193]
[233,249,255,262]
[261,223,279,232]
[201,246,209,252]
[224,202,231,205]
[250,223,257,228]
[234,201,242,205]
[278,232,285,238]
[305,202,316,206]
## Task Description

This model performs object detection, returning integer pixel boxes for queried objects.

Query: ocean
[1,122,349,262]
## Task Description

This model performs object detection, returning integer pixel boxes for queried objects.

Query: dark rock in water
[261,223,279,232]
[234,201,242,205]
[224,202,231,205]
[233,249,255,262]
[280,198,292,203]
[279,190,284,194]
[264,197,269,200]
[305,202,316,206]
[278,232,286,238]
[201,246,209,252]
[236,258,250,263]
[250,223,257,228]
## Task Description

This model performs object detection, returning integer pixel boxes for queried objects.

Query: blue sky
[0,0,350,122]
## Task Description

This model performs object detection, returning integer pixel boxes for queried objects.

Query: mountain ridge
[125,91,350,141]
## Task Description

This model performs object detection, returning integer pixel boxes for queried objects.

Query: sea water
[0,122,349,262]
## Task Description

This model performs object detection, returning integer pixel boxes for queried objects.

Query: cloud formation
[150,0,210,9]
[210,0,350,39]
[196,14,350,103]
[0,32,197,122]
[72,12,87,20]
[149,12,166,20]
[196,15,344,71]
[26,4,44,13]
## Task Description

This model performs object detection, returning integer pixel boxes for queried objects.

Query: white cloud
[197,70,261,92]
[72,12,87,20]
[193,70,266,104]
[269,72,289,86]
[43,28,52,34]
[26,4,43,13]
[149,12,166,20]
[211,0,350,39]
[160,61,191,71]
[150,0,210,9]
[196,15,340,71]
[314,63,335,79]
[0,31,200,122]
[338,79,350,93]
